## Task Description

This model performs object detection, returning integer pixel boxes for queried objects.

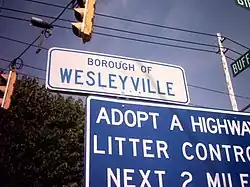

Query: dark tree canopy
[0,77,85,187]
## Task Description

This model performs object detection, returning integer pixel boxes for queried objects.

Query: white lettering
[111,108,123,126]
[209,144,222,161]
[240,174,249,187]
[115,137,126,155]
[137,111,149,128]
[107,168,121,187]
[156,140,169,158]
[182,142,194,160]
[206,173,221,187]
[94,135,105,154]
[143,139,154,158]
[149,112,159,129]
[129,138,140,157]
[154,170,166,187]
[96,107,110,124]
[124,169,135,187]
[124,110,137,127]
[234,146,246,162]
[170,114,183,131]
[139,170,151,187]
[196,143,207,161]
[191,116,203,132]
[181,171,193,187]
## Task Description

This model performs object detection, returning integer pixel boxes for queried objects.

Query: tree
[0,77,85,187]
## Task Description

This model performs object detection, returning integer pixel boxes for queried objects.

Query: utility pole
[217,33,238,111]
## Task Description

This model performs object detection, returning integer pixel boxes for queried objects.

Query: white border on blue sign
[46,47,190,105]
[84,96,250,187]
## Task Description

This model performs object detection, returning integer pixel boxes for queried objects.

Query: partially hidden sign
[235,0,250,9]
[86,96,250,187]
[230,50,250,77]
[46,47,189,104]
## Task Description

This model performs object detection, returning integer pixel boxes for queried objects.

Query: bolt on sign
[235,0,250,9]
[85,96,250,187]
[230,50,250,77]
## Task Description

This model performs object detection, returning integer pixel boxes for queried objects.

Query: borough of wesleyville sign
[46,47,189,105]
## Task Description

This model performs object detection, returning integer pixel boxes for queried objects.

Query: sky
[0,0,250,112]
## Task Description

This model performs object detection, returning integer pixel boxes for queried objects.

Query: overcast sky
[0,0,250,111]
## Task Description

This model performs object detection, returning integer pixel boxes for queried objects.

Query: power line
[2,7,245,58]
[0,0,4,12]
[0,14,218,54]
[22,0,250,52]
[1,7,219,49]
[225,55,235,61]
[1,34,250,101]
[1,14,250,100]
[0,35,48,51]
[226,37,249,50]
[240,103,250,112]
[188,84,250,100]
[0,57,46,71]
[2,0,74,71]
[0,67,45,80]
[227,48,242,56]
[22,0,217,38]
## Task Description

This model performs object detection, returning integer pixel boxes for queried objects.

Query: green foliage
[0,77,85,187]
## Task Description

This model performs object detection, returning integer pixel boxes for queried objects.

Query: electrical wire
[1,34,250,101]
[225,55,235,61]
[188,84,250,100]
[226,37,249,50]
[2,8,245,58]
[240,103,250,112]
[0,14,218,54]
[22,0,217,37]
[1,11,249,100]
[22,0,250,51]
[227,48,242,56]
[0,35,48,51]
[0,57,46,71]
[0,7,219,49]
[1,0,74,72]
[0,0,4,13]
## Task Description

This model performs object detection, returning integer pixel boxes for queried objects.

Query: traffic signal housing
[72,0,96,42]
[0,70,17,110]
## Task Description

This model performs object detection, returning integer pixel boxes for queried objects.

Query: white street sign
[46,47,189,104]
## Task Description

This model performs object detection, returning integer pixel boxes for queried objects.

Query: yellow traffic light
[0,70,17,110]
[72,0,96,42]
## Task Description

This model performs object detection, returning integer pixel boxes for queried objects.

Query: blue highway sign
[85,96,250,187]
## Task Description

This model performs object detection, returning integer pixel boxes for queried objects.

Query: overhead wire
[1,34,250,101]
[0,14,218,54]
[0,35,48,51]
[1,7,245,57]
[1,0,74,72]
[224,55,235,61]
[225,37,249,50]
[22,0,217,37]
[0,57,46,71]
[0,7,219,49]
[0,3,249,102]
[0,0,4,12]
[21,0,250,51]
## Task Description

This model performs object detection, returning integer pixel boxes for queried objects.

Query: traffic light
[72,0,96,42]
[0,70,17,110]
